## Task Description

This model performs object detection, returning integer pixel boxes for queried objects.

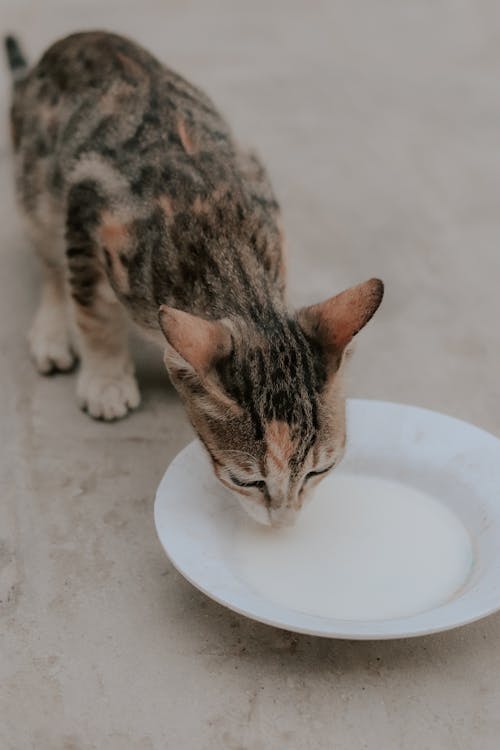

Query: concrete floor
[1,1,500,748]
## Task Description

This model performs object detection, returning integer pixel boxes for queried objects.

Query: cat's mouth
[236,494,299,528]
[268,506,297,528]
[235,494,272,526]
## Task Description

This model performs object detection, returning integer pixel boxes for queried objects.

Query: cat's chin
[269,507,298,528]
[236,496,300,528]
[236,496,272,526]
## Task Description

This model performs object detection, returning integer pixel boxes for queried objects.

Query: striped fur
[6,31,383,525]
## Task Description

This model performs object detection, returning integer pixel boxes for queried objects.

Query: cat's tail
[3,35,28,83]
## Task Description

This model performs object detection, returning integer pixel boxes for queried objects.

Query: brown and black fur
[5,32,383,526]
[9,32,285,317]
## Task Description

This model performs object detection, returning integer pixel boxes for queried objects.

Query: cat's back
[12,31,237,183]
[32,31,164,93]
[10,31,285,320]
[16,31,217,116]
[12,31,254,202]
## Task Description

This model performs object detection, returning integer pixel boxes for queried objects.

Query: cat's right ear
[158,305,233,380]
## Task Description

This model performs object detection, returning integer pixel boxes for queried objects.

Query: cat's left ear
[297,278,384,370]
[158,305,232,379]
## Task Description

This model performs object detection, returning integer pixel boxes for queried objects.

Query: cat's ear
[297,278,384,368]
[158,305,232,378]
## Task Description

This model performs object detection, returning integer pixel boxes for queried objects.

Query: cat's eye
[229,473,266,490]
[304,462,335,483]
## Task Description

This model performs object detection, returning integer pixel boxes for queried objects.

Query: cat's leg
[72,288,140,420]
[66,183,140,420]
[27,224,76,374]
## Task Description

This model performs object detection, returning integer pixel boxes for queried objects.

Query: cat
[4,32,384,526]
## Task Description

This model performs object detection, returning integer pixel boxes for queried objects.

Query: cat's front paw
[29,312,76,375]
[76,368,141,420]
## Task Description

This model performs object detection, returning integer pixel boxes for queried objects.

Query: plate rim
[155,399,500,639]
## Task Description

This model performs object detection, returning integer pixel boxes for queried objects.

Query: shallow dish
[154,400,500,639]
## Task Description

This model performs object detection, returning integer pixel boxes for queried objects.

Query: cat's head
[159,278,383,527]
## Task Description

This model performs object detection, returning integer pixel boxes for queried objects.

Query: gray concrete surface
[1,1,500,748]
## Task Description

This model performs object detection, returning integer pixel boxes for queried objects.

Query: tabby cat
[5,32,383,526]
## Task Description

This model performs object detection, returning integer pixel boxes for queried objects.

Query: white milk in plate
[234,474,473,621]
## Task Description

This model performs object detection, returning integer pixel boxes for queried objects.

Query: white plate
[154,400,500,639]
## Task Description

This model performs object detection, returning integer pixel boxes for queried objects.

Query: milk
[234,474,473,621]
